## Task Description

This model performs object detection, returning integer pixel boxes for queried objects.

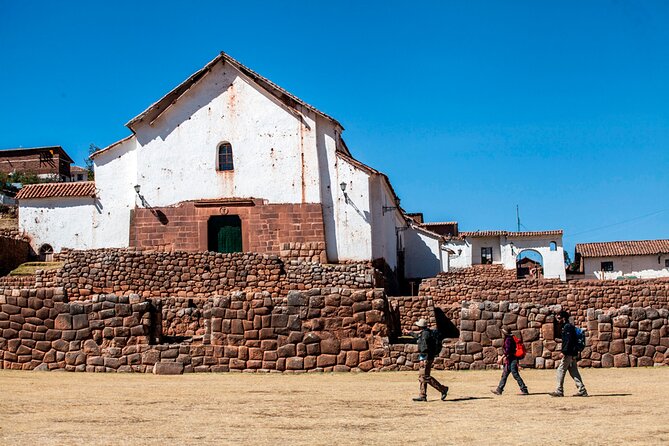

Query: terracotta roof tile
[459,230,563,237]
[576,240,669,258]
[422,221,459,226]
[16,182,96,200]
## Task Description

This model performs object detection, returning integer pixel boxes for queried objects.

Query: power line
[566,208,669,238]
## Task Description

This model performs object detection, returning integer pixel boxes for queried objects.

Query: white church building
[17,52,445,280]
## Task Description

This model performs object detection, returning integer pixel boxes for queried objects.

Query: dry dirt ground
[1,367,667,445]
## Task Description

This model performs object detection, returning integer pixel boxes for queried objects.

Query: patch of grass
[9,261,63,276]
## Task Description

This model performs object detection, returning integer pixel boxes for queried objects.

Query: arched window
[217,143,234,171]
[549,241,557,251]
[39,244,54,261]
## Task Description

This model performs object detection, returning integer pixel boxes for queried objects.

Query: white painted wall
[443,239,472,269]
[369,175,405,270]
[92,137,138,248]
[470,236,502,265]
[404,225,443,278]
[132,60,324,207]
[327,155,373,262]
[584,255,669,279]
[502,236,566,280]
[442,234,567,280]
[19,197,96,252]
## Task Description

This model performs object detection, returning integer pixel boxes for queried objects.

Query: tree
[564,250,572,268]
[85,143,100,180]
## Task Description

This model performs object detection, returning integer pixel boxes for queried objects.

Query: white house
[17,51,443,280]
[441,230,567,280]
[575,239,669,280]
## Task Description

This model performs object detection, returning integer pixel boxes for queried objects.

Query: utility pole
[516,205,520,232]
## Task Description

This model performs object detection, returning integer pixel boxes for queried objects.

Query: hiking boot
[441,387,449,401]
[549,392,564,397]
[573,391,589,397]
[413,396,427,402]
[490,388,502,395]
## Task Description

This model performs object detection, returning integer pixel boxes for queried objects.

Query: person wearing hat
[406,318,449,402]
[550,310,588,397]
[491,327,529,396]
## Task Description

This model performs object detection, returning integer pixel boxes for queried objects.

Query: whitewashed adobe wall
[92,137,137,248]
[443,239,472,269]
[19,197,96,252]
[501,236,566,280]
[584,255,669,279]
[131,61,324,207]
[443,235,566,280]
[404,226,443,279]
[326,155,373,262]
[369,175,406,270]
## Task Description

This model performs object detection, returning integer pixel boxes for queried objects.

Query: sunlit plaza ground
[1,367,667,445]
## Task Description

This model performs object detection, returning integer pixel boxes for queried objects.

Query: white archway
[516,249,544,279]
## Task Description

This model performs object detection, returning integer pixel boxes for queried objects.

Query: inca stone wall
[420,269,669,326]
[53,249,375,299]
[384,301,669,371]
[0,235,31,276]
[2,258,669,373]
[0,286,388,373]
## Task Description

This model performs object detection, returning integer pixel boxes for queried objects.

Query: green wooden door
[208,216,242,253]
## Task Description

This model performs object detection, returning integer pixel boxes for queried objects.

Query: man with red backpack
[491,327,529,396]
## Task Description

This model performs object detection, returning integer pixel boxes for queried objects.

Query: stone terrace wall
[55,249,375,300]
[0,276,36,288]
[420,272,669,325]
[0,235,31,276]
[0,288,151,371]
[1,287,388,373]
[442,265,518,281]
[382,300,669,371]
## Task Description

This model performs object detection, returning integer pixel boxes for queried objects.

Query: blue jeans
[497,359,528,393]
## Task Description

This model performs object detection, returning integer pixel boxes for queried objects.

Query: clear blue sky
[1,1,667,257]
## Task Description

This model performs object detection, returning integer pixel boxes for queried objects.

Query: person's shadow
[446,396,493,402]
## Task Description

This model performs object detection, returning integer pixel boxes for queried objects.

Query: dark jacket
[503,335,517,359]
[561,322,579,356]
[415,328,438,360]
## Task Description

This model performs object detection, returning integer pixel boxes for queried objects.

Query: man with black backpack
[550,310,588,397]
[491,327,529,396]
[407,318,449,402]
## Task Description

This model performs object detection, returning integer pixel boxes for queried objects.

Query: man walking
[550,310,588,397]
[491,328,529,395]
[408,319,449,402]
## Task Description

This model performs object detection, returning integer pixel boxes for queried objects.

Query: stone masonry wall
[53,249,375,300]
[129,201,327,258]
[383,300,669,371]
[0,235,31,276]
[420,271,669,325]
[1,287,388,373]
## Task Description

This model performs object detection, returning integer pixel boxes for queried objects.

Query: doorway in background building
[208,215,242,253]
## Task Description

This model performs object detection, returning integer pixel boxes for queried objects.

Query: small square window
[601,261,614,272]
[665,259,669,268]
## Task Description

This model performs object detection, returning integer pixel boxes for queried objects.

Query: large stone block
[466,342,483,354]
[541,323,555,340]
[613,353,629,367]
[153,362,184,375]
[54,314,72,330]
[286,356,304,370]
[601,353,614,368]
[609,339,625,355]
